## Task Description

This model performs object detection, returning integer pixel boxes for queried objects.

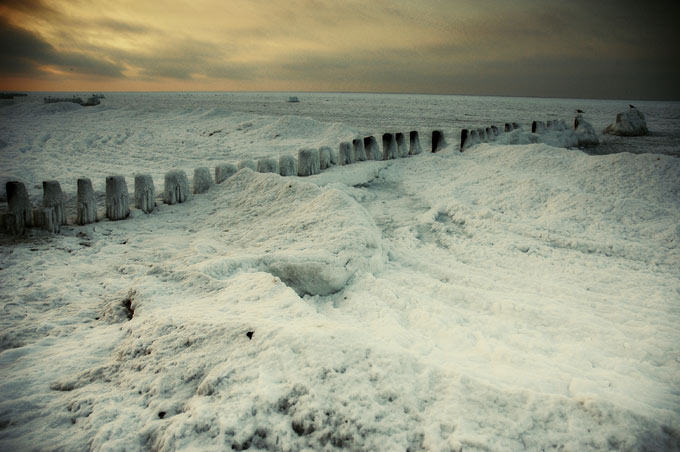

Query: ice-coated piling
[238,160,257,171]
[395,133,408,158]
[491,125,499,137]
[193,167,213,195]
[297,148,320,176]
[382,133,397,160]
[352,138,367,162]
[42,180,66,226]
[460,129,469,152]
[477,128,487,142]
[215,163,237,184]
[164,170,189,205]
[432,130,445,153]
[38,207,59,233]
[504,123,513,133]
[6,181,32,231]
[133,174,154,214]
[279,155,298,176]
[532,121,547,134]
[105,176,130,221]
[338,142,354,165]
[409,131,423,155]
[256,158,279,174]
[364,136,381,160]
[77,178,98,224]
[319,147,332,170]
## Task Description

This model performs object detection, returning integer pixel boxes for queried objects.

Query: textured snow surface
[1,94,679,451]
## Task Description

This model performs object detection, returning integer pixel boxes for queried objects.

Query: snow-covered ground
[1,94,679,451]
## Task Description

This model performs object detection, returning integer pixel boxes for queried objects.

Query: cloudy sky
[1,0,679,99]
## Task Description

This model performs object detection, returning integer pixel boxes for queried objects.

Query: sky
[1,0,679,100]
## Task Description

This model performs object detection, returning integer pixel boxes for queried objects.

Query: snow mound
[194,169,383,296]
[604,106,649,136]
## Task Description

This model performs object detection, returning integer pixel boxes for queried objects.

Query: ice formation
[279,155,298,176]
[604,106,649,136]
[338,141,354,165]
[352,138,367,162]
[42,180,66,226]
[364,136,382,160]
[574,113,600,146]
[382,133,397,160]
[6,181,32,232]
[238,160,257,171]
[105,176,130,221]
[77,177,98,224]
[164,170,190,205]
[431,130,445,152]
[215,163,238,184]
[409,131,423,155]
[256,158,279,174]
[132,175,154,214]
[297,148,320,176]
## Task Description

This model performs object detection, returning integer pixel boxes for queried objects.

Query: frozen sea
[0,92,679,451]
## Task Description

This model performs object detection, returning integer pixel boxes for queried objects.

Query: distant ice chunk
[42,180,67,225]
[77,177,98,223]
[353,138,367,162]
[574,114,600,147]
[256,158,279,175]
[364,136,382,160]
[382,133,397,160]
[409,131,423,155]
[105,176,130,221]
[215,163,238,184]
[338,141,354,165]
[238,160,257,171]
[298,148,320,176]
[279,155,298,176]
[604,106,648,136]
[164,170,190,205]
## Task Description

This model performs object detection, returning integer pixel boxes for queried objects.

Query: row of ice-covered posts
[1,130,447,236]
[460,119,579,151]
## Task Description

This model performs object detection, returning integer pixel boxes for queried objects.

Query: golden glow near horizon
[1,0,679,99]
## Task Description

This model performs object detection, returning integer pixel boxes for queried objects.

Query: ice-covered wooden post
[42,180,66,225]
[338,141,354,165]
[431,130,444,153]
[164,170,189,205]
[504,123,513,133]
[395,133,408,157]
[327,146,338,165]
[382,133,397,160]
[279,155,298,176]
[215,163,238,183]
[364,136,381,160]
[238,160,257,171]
[491,125,499,137]
[133,174,154,214]
[105,176,130,221]
[38,207,59,233]
[532,121,547,134]
[256,158,279,174]
[77,178,97,224]
[6,181,32,232]
[298,148,320,176]
[319,147,331,170]
[352,138,367,162]
[409,131,422,155]
[193,167,213,194]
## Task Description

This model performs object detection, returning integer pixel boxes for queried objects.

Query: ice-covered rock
[256,158,279,174]
[215,163,237,184]
[364,136,382,160]
[382,133,397,160]
[279,155,298,176]
[409,131,423,155]
[352,138,367,162]
[6,181,32,230]
[432,130,445,152]
[395,133,408,157]
[164,170,190,204]
[77,177,98,223]
[604,106,648,136]
[297,148,320,176]
[338,141,354,165]
[574,114,600,147]
[238,160,257,171]
[319,147,332,170]
[42,180,66,225]
[105,176,130,221]
[532,121,547,134]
